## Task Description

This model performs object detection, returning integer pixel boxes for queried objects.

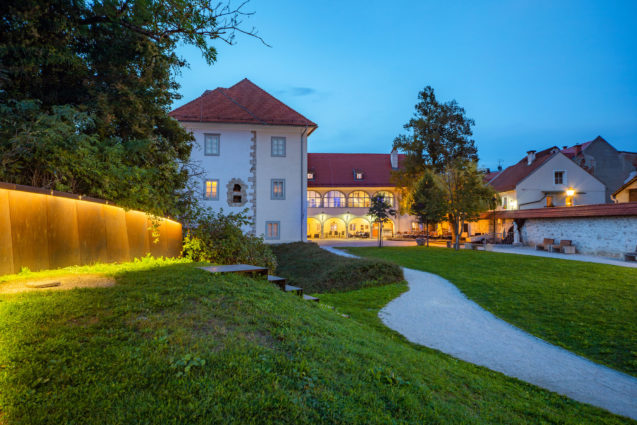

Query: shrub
[182,209,277,272]
[270,242,403,293]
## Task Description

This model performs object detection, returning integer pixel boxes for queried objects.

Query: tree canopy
[410,169,447,246]
[367,195,396,247]
[0,0,262,216]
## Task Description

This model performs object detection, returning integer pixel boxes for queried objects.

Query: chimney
[526,150,536,165]
[486,168,491,174]
[562,146,567,149]
[497,164,502,172]
[390,149,398,169]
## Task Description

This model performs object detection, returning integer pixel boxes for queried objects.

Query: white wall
[520,216,637,258]
[516,153,606,209]
[181,122,307,243]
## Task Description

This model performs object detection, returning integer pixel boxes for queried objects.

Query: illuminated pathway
[322,246,637,421]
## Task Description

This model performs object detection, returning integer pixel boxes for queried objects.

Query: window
[307,191,322,208]
[204,134,220,156]
[203,179,218,200]
[374,191,394,207]
[354,170,364,180]
[324,191,346,208]
[348,191,371,208]
[307,169,315,181]
[630,189,637,202]
[265,221,280,240]
[271,137,286,157]
[271,179,285,200]
[232,184,242,203]
[554,171,565,185]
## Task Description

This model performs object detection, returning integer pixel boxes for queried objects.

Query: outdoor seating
[549,240,572,253]
[535,238,554,251]
[624,245,637,262]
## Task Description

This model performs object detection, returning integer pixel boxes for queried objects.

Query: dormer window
[307,169,315,181]
[354,170,364,180]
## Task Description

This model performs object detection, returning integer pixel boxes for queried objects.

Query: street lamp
[565,188,575,206]
[566,188,575,197]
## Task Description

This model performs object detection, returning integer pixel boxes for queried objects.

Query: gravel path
[322,246,637,420]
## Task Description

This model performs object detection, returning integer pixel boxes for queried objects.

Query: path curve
[322,246,637,420]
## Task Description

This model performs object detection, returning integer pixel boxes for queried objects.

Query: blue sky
[173,0,637,169]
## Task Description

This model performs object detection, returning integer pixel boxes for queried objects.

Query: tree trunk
[456,218,465,251]
[425,218,429,247]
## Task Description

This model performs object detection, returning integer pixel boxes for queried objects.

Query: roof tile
[308,153,404,187]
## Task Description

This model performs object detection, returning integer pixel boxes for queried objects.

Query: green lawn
[0,258,632,424]
[345,246,637,377]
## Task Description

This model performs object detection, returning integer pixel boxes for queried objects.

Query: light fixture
[566,188,575,197]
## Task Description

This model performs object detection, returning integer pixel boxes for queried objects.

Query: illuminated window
[565,196,573,207]
[307,169,315,180]
[554,171,565,185]
[203,179,218,200]
[546,196,554,207]
[324,191,346,208]
[204,134,220,156]
[348,191,371,208]
[374,191,394,207]
[271,179,285,200]
[307,191,322,208]
[265,221,280,240]
[354,170,364,180]
[271,137,286,157]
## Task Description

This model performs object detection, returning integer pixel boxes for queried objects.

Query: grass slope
[0,259,632,424]
[345,246,637,377]
[271,242,403,293]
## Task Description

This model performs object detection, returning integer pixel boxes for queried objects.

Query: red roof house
[307,153,405,187]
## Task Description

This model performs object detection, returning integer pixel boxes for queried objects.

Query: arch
[307,190,322,208]
[324,190,346,208]
[307,218,321,239]
[372,219,394,238]
[348,217,371,238]
[373,190,394,207]
[348,190,371,208]
[324,217,346,238]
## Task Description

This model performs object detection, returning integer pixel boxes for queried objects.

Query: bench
[535,238,554,251]
[625,245,637,262]
[549,240,573,254]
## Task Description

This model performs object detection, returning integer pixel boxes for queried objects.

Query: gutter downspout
[300,125,308,241]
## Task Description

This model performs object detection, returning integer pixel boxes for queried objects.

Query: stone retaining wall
[520,216,637,258]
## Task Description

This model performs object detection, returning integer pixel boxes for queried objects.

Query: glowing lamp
[566,188,575,197]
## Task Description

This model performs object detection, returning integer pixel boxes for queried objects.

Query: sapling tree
[368,195,397,248]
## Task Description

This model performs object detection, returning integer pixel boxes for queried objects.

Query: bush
[182,209,277,273]
[270,242,403,293]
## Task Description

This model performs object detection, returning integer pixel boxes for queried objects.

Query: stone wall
[520,216,637,258]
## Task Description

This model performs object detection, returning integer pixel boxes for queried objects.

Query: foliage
[0,0,261,216]
[182,209,277,273]
[438,159,495,249]
[367,195,396,247]
[347,246,637,377]
[410,169,447,246]
[270,242,403,294]
[0,261,627,424]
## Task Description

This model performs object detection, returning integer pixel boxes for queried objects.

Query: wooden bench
[625,245,637,262]
[535,238,554,251]
[549,240,572,253]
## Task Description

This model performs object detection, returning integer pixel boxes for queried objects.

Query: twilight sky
[173,0,637,170]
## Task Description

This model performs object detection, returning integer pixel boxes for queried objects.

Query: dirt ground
[0,274,116,295]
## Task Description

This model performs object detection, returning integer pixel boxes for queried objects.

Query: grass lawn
[345,246,637,377]
[0,258,633,423]
[271,242,403,293]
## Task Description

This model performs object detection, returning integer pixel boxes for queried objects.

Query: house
[612,172,637,203]
[306,151,421,239]
[561,136,637,202]
[489,146,606,210]
[169,79,317,243]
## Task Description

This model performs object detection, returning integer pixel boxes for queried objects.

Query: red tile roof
[489,147,559,192]
[480,202,637,219]
[561,140,593,158]
[612,173,637,197]
[308,153,405,187]
[169,79,317,132]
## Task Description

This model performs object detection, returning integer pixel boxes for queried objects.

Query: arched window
[324,191,346,208]
[307,191,322,208]
[348,191,371,208]
[374,191,394,207]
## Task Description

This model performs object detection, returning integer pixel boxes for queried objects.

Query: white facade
[182,122,309,243]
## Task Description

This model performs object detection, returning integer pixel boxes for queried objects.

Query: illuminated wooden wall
[0,183,182,275]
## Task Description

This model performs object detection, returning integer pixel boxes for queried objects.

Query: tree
[439,160,495,250]
[410,170,447,247]
[0,0,263,216]
[368,195,396,248]
[391,86,478,211]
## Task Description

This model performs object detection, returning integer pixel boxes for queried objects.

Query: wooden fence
[0,182,182,275]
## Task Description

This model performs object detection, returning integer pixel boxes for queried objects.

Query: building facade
[170,79,317,243]
[306,151,421,239]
